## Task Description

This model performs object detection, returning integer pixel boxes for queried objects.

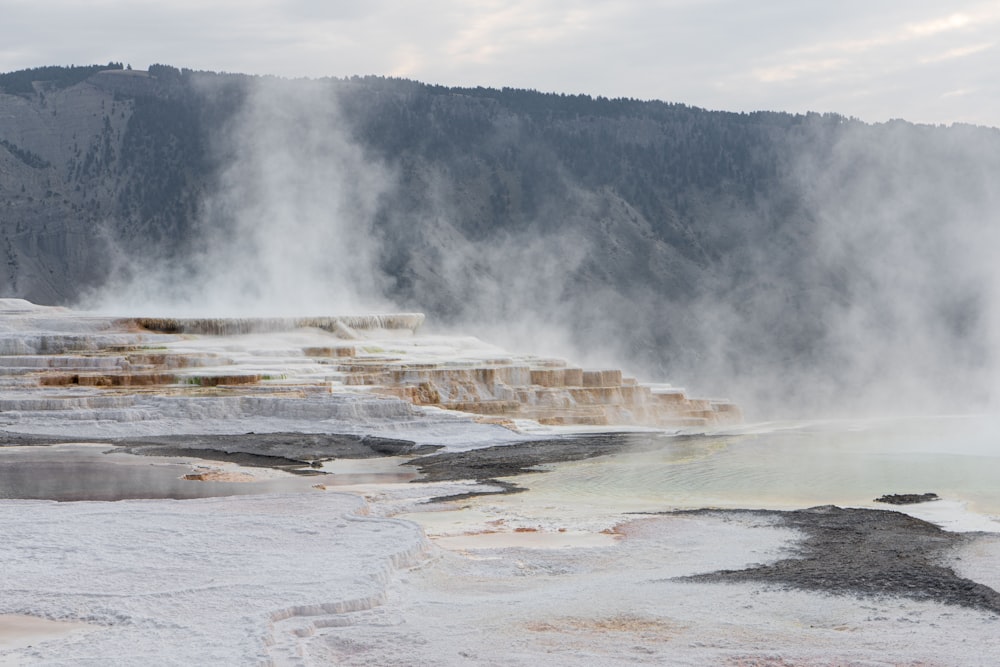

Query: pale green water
[488,415,1000,527]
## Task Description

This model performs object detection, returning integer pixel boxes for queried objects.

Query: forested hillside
[2,64,999,416]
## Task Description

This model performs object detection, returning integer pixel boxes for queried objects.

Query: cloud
[443,1,602,64]
[942,87,977,98]
[716,4,999,123]
[919,41,996,64]
[905,12,973,37]
[753,59,848,84]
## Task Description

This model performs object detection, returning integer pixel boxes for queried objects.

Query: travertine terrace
[0,299,739,432]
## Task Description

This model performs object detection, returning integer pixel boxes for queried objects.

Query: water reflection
[0,444,321,501]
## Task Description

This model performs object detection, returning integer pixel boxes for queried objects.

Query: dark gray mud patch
[875,492,940,505]
[116,446,321,474]
[407,432,645,483]
[112,432,437,463]
[678,505,1000,614]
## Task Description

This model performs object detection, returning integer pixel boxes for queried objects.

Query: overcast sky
[2,0,998,127]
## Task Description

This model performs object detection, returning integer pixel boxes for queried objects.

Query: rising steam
[87,76,394,316]
[670,121,1000,417]
[85,80,1000,420]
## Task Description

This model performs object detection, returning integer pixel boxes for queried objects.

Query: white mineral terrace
[4,299,1000,666]
[0,298,740,442]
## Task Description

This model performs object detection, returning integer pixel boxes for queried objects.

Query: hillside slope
[2,65,999,415]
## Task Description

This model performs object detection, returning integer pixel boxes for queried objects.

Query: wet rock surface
[680,506,1000,614]
[2,429,674,482]
[1,428,655,493]
[0,432,437,472]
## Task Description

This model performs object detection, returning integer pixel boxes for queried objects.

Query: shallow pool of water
[0,444,322,501]
[469,414,1000,531]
